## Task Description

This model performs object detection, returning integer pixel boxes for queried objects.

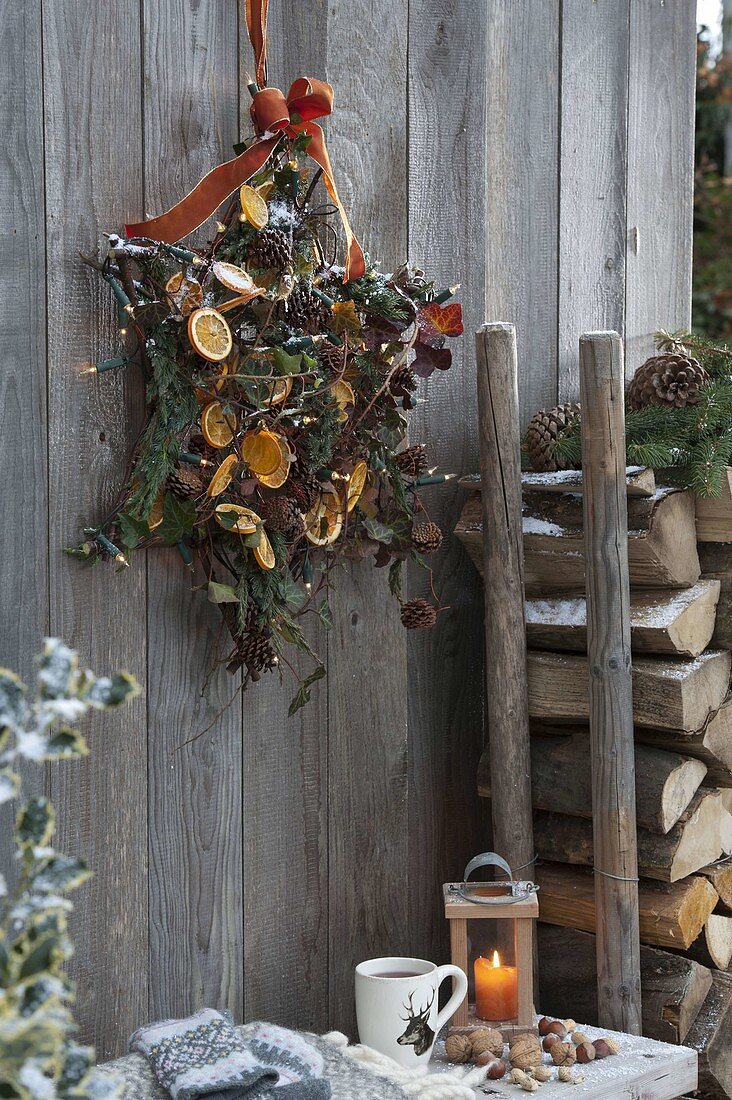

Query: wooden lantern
[444,852,538,1031]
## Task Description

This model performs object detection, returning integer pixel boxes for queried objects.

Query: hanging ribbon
[124,0,365,282]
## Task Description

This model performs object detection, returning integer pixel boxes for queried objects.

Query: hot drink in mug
[355,956,468,1068]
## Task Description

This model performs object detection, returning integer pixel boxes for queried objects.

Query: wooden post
[579,331,642,1034]
[475,324,533,872]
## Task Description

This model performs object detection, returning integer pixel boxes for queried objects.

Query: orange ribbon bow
[124,0,365,282]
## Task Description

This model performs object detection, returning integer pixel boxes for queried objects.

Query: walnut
[550,1041,577,1067]
[509,1033,543,1071]
[470,1027,504,1059]
[444,1033,472,1063]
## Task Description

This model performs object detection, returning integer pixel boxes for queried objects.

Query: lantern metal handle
[451,851,538,905]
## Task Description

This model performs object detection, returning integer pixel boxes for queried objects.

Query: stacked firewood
[456,467,732,1098]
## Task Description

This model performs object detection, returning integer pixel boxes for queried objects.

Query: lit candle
[474,950,518,1022]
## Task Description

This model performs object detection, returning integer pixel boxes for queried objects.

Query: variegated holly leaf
[16,798,55,847]
[43,727,89,760]
[38,639,79,700]
[82,672,140,710]
[33,855,90,895]
[0,767,21,806]
[0,668,28,733]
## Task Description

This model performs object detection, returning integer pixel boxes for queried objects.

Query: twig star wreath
[71,0,462,713]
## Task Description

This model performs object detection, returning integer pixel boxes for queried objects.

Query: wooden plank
[534,789,724,883]
[579,330,640,1033]
[141,0,243,1024]
[0,0,47,880]
[538,924,711,1045]
[484,0,559,422]
[699,542,732,650]
[455,486,701,595]
[239,1,329,1033]
[684,970,732,1099]
[476,325,533,870]
[521,467,656,497]
[696,469,732,542]
[527,649,732,733]
[406,0,489,993]
[479,733,707,835]
[636,696,732,787]
[526,581,721,659]
[536,862,718,951]
[625,0,696,367]
[326,0,409,1037]
[558,1,629,399]
[43,0,148,1058]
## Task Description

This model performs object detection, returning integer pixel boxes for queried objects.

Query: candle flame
[492,950,501,968]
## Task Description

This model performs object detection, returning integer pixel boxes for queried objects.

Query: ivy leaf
[317,600,332,629]
[273,347,303,376]
[291,132,314,157]
[207,581,240,604]
[388,560,404,601]
[418,301,464,339]
[16,798,55,846]
[411,341,452,378]
[330,300,361,335]
[363,517,394,544]
[288,665,326,717]
[279,569,308,612]
[118,512,150,549]
[157,494,196,544]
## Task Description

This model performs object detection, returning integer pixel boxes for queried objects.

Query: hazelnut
[576,1041,596,1064]
[476,1056,506,1079]
[444,1033,472,1063]
[550,1041,577,1068]
[470,1027,504,1059]
[509,1033,543,1071]
[538,1016,553,1036]
[542,1033,560,1052]
[547,1020,568,1038]
[594,1036,619,1057]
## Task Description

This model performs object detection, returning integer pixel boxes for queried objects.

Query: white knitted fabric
[321,1033,488,1099]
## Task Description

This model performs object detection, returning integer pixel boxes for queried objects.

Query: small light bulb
[119,326,128,336]
[115,552,130,568]
[215,221,227,233]
[191,256,203,266]
[305,581,312,591]
[427,466,437,476]
[124,303,135,315]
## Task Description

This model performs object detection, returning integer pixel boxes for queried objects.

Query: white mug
[355,956,468,1068]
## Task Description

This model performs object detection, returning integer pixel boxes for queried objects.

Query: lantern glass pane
[468,916,518,1024]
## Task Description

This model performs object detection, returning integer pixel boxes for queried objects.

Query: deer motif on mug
[396,989,435,1056]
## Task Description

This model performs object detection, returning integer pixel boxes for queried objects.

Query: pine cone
[238,630,278,678]
[400,598,438,630]
[248,226,291,271]
[525,403,581,473]
[412,522,443,554]
[627,353,709,410]
[187,432,217,464]
[395,445,428,479]
[166,465,204,499]
[259,495,304,542]
[289,452,321,513]
[390,362,418,408]
[318,341,350,374]
[288,283,331,333]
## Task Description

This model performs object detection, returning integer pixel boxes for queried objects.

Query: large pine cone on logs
[627,353,709,410]
[525,402,581,473]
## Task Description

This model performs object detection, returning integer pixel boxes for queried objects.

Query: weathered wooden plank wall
[0,0,695,1058]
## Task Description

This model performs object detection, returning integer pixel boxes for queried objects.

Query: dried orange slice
[165,272,203,316]
[265,376,293,406]
[212,262,266,301]
[207,453,238,497]
[257,433,292,490]
[188,307,232,362]
[201,401,237,448]
[331,378,356,422]
[241,430,282,478]
[239,185,269,229]
[214,503,260,535]
[304,492,344,546]
[148,489,165,530]
[346,460,368,513]
[257,181,275,201]
[253,528,276,570]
